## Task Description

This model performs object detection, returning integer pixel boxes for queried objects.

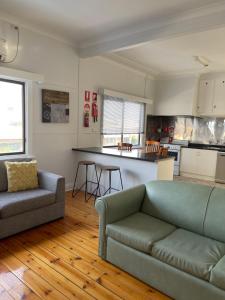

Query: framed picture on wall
[42,89,69,123]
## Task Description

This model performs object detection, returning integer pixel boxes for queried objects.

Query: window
[0,78,25,155]
[102,95,145,146]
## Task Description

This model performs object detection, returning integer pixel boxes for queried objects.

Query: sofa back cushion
[204,187,225,243]
[142,181,213,235]
[5,160,38,192]
[0,157,33,192]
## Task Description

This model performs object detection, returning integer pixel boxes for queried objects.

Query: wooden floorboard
[0,192,171,300]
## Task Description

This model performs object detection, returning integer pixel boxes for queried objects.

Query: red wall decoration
[92,92,98,122]
[83,90,90,127]
[84,90,90,102]
[83,90,99,127]
[83,103,90,127]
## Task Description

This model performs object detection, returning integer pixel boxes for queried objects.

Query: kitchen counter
[72,147,173,162]
[72,147,174,191]
[182,143,225,152]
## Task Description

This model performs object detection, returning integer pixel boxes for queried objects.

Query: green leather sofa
[95,181,225,300]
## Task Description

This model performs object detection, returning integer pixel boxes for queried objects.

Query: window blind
[101,95,145,135]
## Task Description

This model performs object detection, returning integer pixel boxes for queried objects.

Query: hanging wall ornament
[92,92,98,122]
[92,92,97,102]
[83,103,90,127]
[85,90,90,102]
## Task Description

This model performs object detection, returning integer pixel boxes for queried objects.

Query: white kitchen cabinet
[213,78,225,115]
[154,76,199,116]
[197,79,214,115]
[180,148,217,180]
[197,74,225,116]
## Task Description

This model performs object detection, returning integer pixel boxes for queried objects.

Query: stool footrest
[72,180,98,197]
[102,187,121,196]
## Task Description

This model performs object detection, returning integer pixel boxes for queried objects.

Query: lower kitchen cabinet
[180,148,217,181]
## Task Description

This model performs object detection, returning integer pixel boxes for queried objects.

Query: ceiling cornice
[157,66,225,80]
[103,53,158,78]
[0,12,78,50]
[157,70,201,80]
[79,1,225,58]
[88,56,225,80]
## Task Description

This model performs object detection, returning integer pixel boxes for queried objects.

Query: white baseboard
[180,172,215,182]
[65,182,73,192]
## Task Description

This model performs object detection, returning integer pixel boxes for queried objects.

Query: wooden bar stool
[96,165,123,196]
[72,160,98,202]
[159,147,169,157]
[118,142,132,151]
[145,140,160,153]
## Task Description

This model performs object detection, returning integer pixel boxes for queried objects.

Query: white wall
[154,76,199,116]
[0,23,155,189]
[0,25,79,189]
[78,56,154,147]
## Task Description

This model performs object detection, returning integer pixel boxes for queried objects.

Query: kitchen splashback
[146,116,225,145]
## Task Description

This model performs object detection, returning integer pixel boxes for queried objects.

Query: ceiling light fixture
[193,55,209,67]
[0,24,19,64]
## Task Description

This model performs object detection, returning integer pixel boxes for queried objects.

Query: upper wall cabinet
[197,74,225,117]
[197,79,214,115]
[154,76,199,116]
[213,79,225,115]
[155,73,225,117]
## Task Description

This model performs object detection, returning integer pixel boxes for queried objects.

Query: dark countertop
[182,143,225,152]
[72,147,174,162]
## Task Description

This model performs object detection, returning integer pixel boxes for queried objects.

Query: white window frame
[0,66,44,158]
[101,92,148,147]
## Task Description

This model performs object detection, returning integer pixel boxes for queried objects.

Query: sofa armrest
[95,184,146,224]
[38,170,65,203]
[95,184,146,258]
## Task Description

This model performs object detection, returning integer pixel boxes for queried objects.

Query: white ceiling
[0,0,222,47]
[114,26,225,76]
[1,0,225,73]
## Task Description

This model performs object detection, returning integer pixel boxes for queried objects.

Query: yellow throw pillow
[5,160,39,192]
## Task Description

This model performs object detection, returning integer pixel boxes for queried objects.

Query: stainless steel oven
[161,143,181,176]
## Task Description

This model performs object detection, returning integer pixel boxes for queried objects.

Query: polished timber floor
[0,192,170,300]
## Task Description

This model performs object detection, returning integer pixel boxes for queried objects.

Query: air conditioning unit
[0,38,7,62]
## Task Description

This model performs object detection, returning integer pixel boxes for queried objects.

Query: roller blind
[101,95,145,135]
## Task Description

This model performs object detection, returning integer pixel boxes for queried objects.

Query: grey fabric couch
[96,180,225,300]
[0,157,65,239]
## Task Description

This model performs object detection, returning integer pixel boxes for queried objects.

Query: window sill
[0,154,34,161]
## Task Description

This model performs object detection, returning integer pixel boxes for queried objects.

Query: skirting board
[66,182,73,192]
[180,172,215,182]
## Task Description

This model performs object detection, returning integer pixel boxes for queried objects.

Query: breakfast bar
[72,147,174,193]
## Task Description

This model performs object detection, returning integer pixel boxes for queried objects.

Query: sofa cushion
[152,228,225,281]
[204,187,225,243]
[210,256,225,291]
[142,181,213,235]
[5,160,39,192]
[0,189,55,218]
[106,212,176,253]
[0,158,33,192]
